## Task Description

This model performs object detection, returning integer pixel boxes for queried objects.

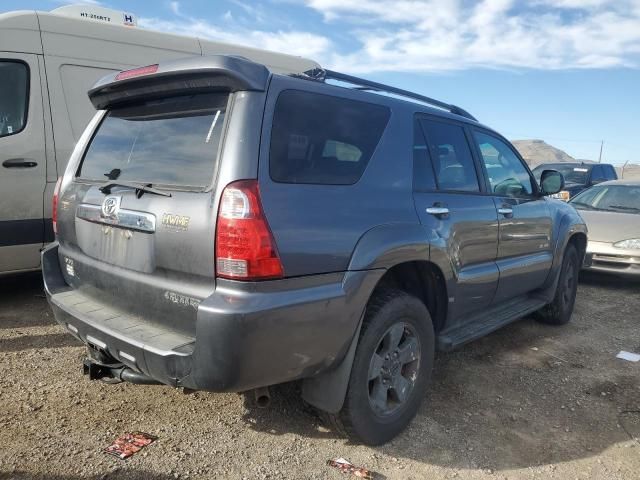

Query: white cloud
[139,3,331,60]
[306,0,640,72]
[139,0,640,73]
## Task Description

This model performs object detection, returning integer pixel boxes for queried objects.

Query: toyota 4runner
[43,55,587,445]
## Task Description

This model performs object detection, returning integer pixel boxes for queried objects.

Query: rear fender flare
[302,223,431,413]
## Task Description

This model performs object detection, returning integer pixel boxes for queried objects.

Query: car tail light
[215,180,284,280]
[52,177,62,235]
[115,64,158,81]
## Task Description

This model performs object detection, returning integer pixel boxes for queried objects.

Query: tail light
[215,180,284,280]
[52,177,62,235]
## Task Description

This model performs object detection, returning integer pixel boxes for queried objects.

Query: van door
[471,129,553,302]
[412,117,499,322]
[0,53,46,272]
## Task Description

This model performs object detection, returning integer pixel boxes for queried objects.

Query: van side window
[0,61,29,138]
[413,118,436,191]
[474,131,534,197]
[270,90,390,185]
[420,119,480,192]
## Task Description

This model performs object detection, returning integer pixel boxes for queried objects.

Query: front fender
[541,200,588,293]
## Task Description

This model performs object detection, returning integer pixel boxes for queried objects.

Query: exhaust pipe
[253,387,271,408]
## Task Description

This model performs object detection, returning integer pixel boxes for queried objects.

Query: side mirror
[540,169,565,195]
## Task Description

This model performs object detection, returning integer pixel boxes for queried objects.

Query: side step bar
[436,295,547,351]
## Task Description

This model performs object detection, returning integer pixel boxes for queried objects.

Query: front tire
[322,289,435,445]
[535,244,580,325]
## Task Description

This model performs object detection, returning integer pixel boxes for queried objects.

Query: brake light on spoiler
[115,64,159,81]
[215,180,284,280]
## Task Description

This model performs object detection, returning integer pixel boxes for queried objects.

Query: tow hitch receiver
[82,357,161,385]
[83,357,118,381]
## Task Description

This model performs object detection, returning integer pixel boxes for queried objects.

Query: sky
[5,0,640,164]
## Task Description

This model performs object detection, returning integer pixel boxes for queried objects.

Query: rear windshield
[270,90,390,185]
[78,93,228,188]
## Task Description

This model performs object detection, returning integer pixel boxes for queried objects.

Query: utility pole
[598,140,604,163]
[622,160,630,179]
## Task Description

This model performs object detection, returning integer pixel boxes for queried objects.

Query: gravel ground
[1,271,639,479]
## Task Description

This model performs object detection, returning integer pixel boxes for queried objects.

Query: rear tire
[321,289,435,445]
[535,244,580,325]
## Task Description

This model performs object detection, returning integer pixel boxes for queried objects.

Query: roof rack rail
[301,68,477,122]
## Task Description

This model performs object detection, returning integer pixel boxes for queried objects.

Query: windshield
[78,93,228,188]
[0,61,28,138]
[570,185,640,214]
[533,165,589,184]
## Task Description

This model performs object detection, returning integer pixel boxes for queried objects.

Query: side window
[413,118,436,190]
[474,131,534,197]
[420,119,480,192]
[0,61,29,138]
[270,90,390,185]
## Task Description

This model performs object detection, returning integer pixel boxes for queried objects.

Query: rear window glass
[78,93,227,188]
[270,90,390,185]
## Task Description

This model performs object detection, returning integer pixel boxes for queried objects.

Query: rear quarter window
[269,90,390,185]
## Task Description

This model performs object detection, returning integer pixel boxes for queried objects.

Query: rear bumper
[582,241,640,276]
[42,243,382,392]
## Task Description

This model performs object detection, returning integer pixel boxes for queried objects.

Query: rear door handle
[426,207,450,216]
[498,207,513,217]
[2,158,37,168]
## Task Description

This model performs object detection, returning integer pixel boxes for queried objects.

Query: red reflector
[215,180,284,280]
[115,64,159,81]
[52,177,62,235]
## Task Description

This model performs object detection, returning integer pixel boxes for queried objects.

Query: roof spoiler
[88,55,270,110]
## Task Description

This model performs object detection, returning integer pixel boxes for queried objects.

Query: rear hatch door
[57,92,228,334]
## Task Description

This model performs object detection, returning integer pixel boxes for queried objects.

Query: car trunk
[56,92,229,337]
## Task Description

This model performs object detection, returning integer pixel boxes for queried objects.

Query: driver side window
[474,131,533,197]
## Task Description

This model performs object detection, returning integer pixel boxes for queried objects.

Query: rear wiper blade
[99,181,172,198]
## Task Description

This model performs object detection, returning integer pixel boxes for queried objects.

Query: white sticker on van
[574,168,588,172]
[7,126,12,134]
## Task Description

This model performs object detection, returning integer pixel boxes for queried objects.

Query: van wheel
[535,244,579,325]
[322,289,435,445]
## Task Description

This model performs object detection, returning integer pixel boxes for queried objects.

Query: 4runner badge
[101,196,121,219]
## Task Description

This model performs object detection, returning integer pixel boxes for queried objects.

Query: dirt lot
[1,272,639,480]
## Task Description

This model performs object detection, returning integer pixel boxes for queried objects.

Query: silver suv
[43,55,587,445]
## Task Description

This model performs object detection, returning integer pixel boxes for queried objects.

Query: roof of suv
[89,54,486,127]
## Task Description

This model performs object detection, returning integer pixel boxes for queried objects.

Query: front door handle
[426,207,450,216]
[498,207,513,217]
[2,158,38,168]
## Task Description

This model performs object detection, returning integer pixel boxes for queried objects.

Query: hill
[511,139,578,168]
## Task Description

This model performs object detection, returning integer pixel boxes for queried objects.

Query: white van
[0,4,319,274]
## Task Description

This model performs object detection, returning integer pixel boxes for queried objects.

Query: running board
[436,296,547,352]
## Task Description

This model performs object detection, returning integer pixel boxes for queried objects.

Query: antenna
[598,140,604,163]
